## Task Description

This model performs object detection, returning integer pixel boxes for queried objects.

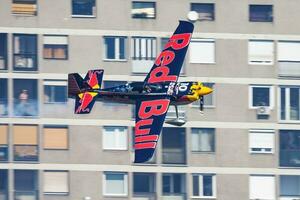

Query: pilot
[143,85,152,93]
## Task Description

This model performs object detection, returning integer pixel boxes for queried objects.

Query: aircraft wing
[143,21,194,85]
[134,96,170,163]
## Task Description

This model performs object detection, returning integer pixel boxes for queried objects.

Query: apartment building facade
[1,0,300,200]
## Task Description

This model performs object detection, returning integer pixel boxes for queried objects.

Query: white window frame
[249,129,275,154]
[103,172,128,197]
[43,80,67,104]
[131,37,156,60]
[249,175,275,200]
[71,0,97,18]
[249,85,274,109]
[103,36,127,61]
[102,126,128,150]
[279,86,300,122]
[189,39,215,64]
[248,40,274,65]
[191,174,216,198]
[43,171,69,195]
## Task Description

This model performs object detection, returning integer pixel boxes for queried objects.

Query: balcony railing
[14,190,38,200]
[162,148,186,164]
[280,149,300,167]
[13,99,38,117]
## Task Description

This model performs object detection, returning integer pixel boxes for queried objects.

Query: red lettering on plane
[135,142,156,150]
[138,99,170,119]
[148,66,177,83]
[155,50,175,66]
[135,135,159,143]
[164,33,192,50]
[135,119,153,136]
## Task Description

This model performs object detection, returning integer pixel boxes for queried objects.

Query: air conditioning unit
[256,106,270,115]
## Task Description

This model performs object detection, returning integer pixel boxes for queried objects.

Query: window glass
[250,86,272,107]
[102,126,127,150]
[0,169,8,191]
[44,80,67,103]
[104,37,126,60]
[280,130,300,167]
[191,128,215,152]
[132,2,156,19]
[162,174,185,195]
[43,35,68,60]
[14,170,37,191]
[0,79,8,116]
[0,34,7,70]
[249,5,273,22]
[280,175,300,196]
[280,87,300,121]
[13,34,37,71]
[191,3,214,21]
[104,173,127,195]
[72,0,96,16]
[133,173,155,193]
[190,39,215,64]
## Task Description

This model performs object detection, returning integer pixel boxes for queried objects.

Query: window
[44,80,67,103]
[133,173,155,194]
[13,125,38,161]
[190,39,215,64]
[162,173,185,196]
[0,34,7,70]
[192,83,215,108]
[249,85,274,108]
[192,174,216,198]
[191,128,215,152]
[248,40,274,65]
[103,37,126,60]
[0,125,8,161]
[280,175,300,197]
[278,41,300,62]
[12,0,37,15]
[191,3,215,21]
[13,79,38,117]
[14,170,38,199]
[280,130,300,167]
[131,37,156,73]
[13,34,37,71]
[44,171,69,194]
[43,126,68,150]
[0,79,8,116]
[132,2,156,19]
[43,35,68,60]
[249,175,275,200]
[249,5,273,22]
[280,87,300,121]
[102,126,127,150]
[162,128,186,164]
[249,129,274,153]
[72,0,96,17]
[0,170,8,198]
[103,172,128,196]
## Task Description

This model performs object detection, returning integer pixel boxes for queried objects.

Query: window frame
[102,126,128,150]
[190,3,215,21]
[248,40,274,65]
[249,85,274,109]
[189,39,216,64]
[191,174,216,198]
[249,4,273,23]
[43,35,68,60]
[249,129,275,154]
[103,36,127,61]
[12,0,37,16]
[249,175,275,200]
[191,128,215,153]
[278,86,300,122]
[103,172,128,197]
[43,126,69,150]
[131,1,156,19]
[43,80,68,104]
[43,170,69,195]
[0,33,8,70]
[71,0,96,18]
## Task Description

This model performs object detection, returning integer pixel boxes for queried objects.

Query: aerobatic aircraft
[68,20,213,163]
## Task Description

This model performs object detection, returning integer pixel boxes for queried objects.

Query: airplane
[68,20,213,163]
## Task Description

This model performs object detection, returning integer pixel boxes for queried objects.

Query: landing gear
[166,105,186,126]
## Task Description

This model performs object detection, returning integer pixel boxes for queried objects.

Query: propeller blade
[200,96,204,111]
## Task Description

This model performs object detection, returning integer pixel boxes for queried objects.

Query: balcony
[14,190,38,200]
[280,149,300,167]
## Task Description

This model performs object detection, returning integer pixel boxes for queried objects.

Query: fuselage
[92,81,212,105]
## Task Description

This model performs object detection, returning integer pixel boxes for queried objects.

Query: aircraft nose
[200,86,213,95]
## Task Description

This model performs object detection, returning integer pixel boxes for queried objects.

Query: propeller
[200,95,204,112]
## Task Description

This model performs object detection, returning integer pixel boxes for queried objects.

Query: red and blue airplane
[68,21,213,163]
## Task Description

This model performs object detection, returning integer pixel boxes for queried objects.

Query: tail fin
[68,69,104,114]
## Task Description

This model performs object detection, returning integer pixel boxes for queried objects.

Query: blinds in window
[13,125,37,145]
[0,125,8,145]
[278,41,300,62]
[249,175,275,200]
[248,40,273,64]
[190,39,215,64]
[44,171,69,193]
